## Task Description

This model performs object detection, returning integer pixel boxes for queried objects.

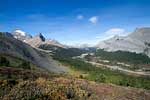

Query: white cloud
[96,28,127,41]
[77,15,84,20]
[89,16,98,24]
[105,28,125,36]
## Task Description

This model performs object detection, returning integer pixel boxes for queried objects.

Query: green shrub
[95,74,106,82]
[0,57,10,66]
[19,61,31,69]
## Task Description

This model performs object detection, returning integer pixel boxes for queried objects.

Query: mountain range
[7,27,150,58]
[3,27,150,59]
[12,29,66,48]
[1,28,150,99]
[96,27,150,57]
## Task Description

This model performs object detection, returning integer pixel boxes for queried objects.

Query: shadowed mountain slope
[0,32,68,72]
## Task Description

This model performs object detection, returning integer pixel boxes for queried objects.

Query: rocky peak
[35,33,45,42]
[14,29,26,36]
[12,29,32,41]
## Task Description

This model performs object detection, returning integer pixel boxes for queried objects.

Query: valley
[1,0,150,99]
[1,28,150,100]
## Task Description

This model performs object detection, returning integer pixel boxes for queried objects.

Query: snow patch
[14,29,26,36]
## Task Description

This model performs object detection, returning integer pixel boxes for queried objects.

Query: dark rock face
[36,33,45,41]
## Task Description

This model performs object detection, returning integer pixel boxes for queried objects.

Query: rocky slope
[0,32,68,72]
[97,27,150,57]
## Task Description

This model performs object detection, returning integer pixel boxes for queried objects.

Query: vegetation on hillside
[1,78,97,100]
[0,53,96,99]
[2,76,149,100]
[95,49,150,64]
[0,56,10,66]
[52,48,150,90]
[1,32,150,99]
[0,54,33,69]
[39,44,88,58]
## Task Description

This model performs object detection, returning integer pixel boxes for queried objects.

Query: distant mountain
[24,33,46,47]
[25,33,66,48]
[12,29,66,48]
[12,29,32,41]
[96,27,150,57]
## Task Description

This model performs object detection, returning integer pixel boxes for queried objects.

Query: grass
[53,56,150,90]
[50,47,150,89]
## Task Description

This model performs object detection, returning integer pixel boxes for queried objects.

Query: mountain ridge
[96,27,150,57]
[11,29,66,48]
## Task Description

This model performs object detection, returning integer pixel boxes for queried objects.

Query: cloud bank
[105,28,125,36]
[96,28,127,41]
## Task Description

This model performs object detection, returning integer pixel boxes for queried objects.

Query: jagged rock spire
[36,33,45,41]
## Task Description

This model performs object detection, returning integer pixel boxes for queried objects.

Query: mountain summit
[12,29,32,41]
[96,27,150,57]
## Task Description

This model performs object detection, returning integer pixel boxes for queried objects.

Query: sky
[0,0,150,46]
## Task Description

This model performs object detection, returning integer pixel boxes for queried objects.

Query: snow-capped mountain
[12,29,66,48]
[96,27,150,57]
[12,29,32,41]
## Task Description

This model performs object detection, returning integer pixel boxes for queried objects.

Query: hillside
[1,32,150,100]
[1,0,150,99]
[0,32,68,72]
[1,77,150,100]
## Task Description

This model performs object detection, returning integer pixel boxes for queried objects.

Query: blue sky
[1,0,150,45]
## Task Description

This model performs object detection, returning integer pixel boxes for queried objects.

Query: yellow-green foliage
[2,78,96,100]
